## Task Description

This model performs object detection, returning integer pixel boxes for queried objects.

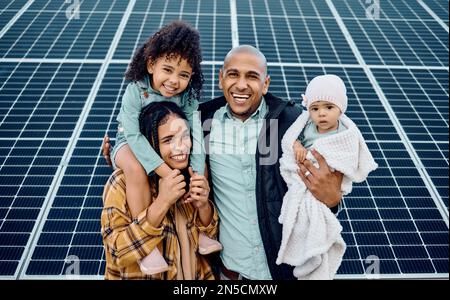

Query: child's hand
[185,167,210,210]
[293,140,308,163]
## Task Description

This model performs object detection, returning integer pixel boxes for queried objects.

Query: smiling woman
[101,101,219,280]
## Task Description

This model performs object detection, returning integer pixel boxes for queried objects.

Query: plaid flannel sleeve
[101,172,166,268]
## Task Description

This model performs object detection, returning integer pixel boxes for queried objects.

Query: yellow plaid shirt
[101,169,218,280]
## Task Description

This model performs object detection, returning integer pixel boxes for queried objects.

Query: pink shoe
[139,248,169,275]
[198,233,222,255]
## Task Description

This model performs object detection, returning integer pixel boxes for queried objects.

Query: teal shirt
[300,119,347,149]
[115,74,205,175]
[209,97,272,280]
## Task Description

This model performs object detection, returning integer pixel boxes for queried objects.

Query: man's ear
[262,75,271,95]
[218,69,224,90]
[147,59,154,74]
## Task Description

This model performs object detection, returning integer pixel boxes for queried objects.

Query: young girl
[111,21,221,275]
[277,74,377,279]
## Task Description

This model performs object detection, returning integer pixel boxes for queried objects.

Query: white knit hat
[301,74,348,113]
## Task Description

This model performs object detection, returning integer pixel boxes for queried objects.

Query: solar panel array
[0,0,447,279]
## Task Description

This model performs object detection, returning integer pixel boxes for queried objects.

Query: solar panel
[0,0,448,279]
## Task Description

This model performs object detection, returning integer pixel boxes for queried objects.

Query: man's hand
[102,135,112,167]
[293,140,308,163]
[298,149,343,208]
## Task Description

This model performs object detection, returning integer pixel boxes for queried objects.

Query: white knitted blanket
[277,111,378,280]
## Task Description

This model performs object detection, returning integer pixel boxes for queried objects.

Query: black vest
[199,93,301,280]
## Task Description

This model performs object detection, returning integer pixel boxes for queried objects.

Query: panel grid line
[230,0,239,47]
[17,0,137,279]
[326,0,448,225]
[0,0,34,40]
[2,1,67,58]
[350,74,438,274]
[417,0,449,32]
[397,0,449,56]
[0,0,447,279]
[262,0,290,99]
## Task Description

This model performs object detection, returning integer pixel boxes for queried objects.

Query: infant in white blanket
[294,74,348,164]
[276,74,378,279]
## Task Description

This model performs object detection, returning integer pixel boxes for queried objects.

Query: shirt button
[252,219,257,225]
[254,247,259,253]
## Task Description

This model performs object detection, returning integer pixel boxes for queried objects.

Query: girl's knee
[123,160,146,177]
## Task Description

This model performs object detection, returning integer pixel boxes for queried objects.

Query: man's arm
[297,149,343,208]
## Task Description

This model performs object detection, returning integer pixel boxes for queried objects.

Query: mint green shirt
[300,119,347,149]
[115,75,205,175]
[209,97,272,280]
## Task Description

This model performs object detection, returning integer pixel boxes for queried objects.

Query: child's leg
[115,145,169,274]
[198,233,222,255]
[115,144,150,219]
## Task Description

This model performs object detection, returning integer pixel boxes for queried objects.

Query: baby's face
[308,101,341,133]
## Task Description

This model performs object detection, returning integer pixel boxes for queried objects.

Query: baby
[276,74,378,279]
[294,74,348,163]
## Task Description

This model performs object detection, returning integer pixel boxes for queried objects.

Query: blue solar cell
[0,0,447,279]
[76,221,101,232]
[421,232,449,245]
[355,233,390,245]
[1,221,35,233]
[393,246,429,259]
[37,233,73,246]
[342,232,356,246]
[68,246,103,260]
[43,221,77,233]
[359,246,396,260]
[32,246,68,260]
[342,246,359,259]
[0,247,23,260]
[72,233,102,246]
[352,222,385,233]
[433,259,450,273]
[415,220,448,232]
[338,260,364,274]
[0,261,18,276]
[398,259,435,273]
[6,209,40,220]
[388,232,423,245]
[0,233,29,246]
[26,260,64,275]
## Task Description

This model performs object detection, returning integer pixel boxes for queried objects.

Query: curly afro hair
[125,20,204,101]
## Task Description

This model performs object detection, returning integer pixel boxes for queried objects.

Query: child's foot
[139,248,169,275]
[198,233,223,255]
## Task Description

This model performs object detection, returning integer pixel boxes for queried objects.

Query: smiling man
[199,45,343,280]
[102,45,343,280]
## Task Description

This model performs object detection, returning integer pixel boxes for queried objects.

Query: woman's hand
[156,169,186,209]
[185,167,210,210]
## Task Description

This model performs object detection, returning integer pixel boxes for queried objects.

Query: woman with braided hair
[101,101,219,280]
[107,21,221,275]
